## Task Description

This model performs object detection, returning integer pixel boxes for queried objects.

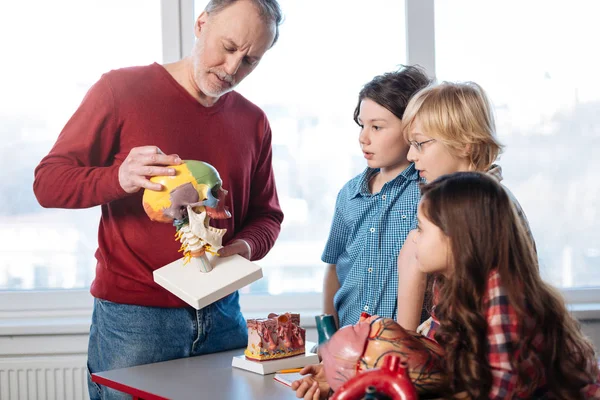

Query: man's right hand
[118,146,182,193]
[291,363,330,399]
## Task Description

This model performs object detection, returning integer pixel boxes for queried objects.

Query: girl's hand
[397,229,427,330]
[291,363,330,399]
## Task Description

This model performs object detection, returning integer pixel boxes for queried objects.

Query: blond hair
[402,82,503,171]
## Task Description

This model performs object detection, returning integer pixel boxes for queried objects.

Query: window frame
[1,0,599,337]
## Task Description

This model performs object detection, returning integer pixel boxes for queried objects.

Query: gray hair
[204,0,283,47]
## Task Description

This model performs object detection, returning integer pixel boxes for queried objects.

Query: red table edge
[92,373,170,400]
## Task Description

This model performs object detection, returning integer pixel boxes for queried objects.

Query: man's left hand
[218,240,251,260]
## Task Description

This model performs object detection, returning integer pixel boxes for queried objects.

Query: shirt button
[368,267,373,273]
[364,305,369,311]
[369,227,375,233]
[401,215,407,219]
[382,195,386,200]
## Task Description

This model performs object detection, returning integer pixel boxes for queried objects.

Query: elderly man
[33,1,283,399]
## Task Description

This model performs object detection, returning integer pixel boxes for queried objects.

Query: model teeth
[184,205,226,251]
[207,226,225,235]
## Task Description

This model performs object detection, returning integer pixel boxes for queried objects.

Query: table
[92,347,302,400]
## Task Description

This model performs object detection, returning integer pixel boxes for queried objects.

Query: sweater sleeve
[33,74,129,209]
[232,119,283,261]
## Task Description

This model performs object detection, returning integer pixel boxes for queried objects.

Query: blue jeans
[87,292,247,400]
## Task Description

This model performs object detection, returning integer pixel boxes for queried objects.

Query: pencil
[276,368,303,373]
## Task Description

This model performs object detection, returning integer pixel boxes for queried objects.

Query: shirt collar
[351,163,419,199]
[487,164,504,182]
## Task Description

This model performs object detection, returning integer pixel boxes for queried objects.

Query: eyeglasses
[408,138,436,153]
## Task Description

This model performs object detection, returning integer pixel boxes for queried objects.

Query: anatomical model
[142,160,230,273]
[320,313,448,398]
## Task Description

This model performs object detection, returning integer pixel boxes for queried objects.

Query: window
[0,1,163,291]
[435,0,600,288]
[195,0,408,295]
[2,0,597,312]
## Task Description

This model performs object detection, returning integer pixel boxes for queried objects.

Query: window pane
[0,0,163,291]
[196,0,407,295]
[435,0,600,288]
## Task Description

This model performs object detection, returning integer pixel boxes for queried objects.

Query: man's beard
[192,44,236,98]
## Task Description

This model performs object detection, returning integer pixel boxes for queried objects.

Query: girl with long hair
[415,172,599,399]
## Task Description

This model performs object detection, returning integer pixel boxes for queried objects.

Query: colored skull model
[320,313,448,397]
[142,160,231,272]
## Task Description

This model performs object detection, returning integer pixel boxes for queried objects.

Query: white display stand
[232,342,319,375]
[153,254,263,309]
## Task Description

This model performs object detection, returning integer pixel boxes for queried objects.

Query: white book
[231,343,319,375]
[153,254,263,310]
[273,372,309,387]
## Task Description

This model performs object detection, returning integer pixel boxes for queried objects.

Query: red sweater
[33,63,283,307]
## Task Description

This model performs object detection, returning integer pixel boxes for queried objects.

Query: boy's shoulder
[336,165,421,199]
[337,168,371,198]
[347,169,369,188]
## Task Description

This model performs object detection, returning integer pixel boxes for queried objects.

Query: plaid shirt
[322,164,420,327]
[418,270,600,398]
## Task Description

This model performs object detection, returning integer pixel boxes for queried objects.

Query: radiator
[0,355,89,400]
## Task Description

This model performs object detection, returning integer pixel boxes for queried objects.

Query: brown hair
[402,82,503,171]
[421,172,598,398]
[353,65,431,125]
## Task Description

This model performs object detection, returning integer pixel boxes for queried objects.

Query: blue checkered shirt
[322,163,421,327]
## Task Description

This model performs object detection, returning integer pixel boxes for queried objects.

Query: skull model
[320,313,449,397]
[142,160,230,272]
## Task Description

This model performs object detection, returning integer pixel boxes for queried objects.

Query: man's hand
[118,146,182,193]
[291,363,330,400]
[218,240,251,260]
